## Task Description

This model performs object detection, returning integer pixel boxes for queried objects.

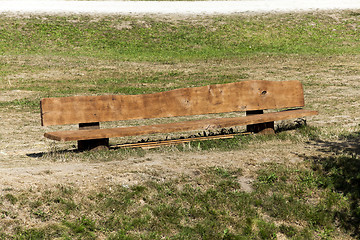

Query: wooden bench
[40,80,318,150]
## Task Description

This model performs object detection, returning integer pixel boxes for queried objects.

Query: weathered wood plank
[115,133,243,149]
[44,109,318,141]
[41,80,305,126]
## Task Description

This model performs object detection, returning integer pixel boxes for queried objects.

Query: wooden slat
[115,133,247,149]
[41,80,305,126]
[44,109,318,141]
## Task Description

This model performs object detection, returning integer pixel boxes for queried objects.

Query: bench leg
[78,138,109,151]
[78,122,109,151]
[246,110,275,134]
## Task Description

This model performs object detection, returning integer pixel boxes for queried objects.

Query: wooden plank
[44,109,318,141]
[41,80,305,126]
[115,133,246,149]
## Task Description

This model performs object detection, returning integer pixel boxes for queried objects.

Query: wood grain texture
[41,80,305,126]
[115,134,242,149]
[44,109,318,141]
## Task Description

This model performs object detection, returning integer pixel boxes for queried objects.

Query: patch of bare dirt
[0,139,315,192]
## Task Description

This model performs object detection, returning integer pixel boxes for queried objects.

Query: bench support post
[246,110,275,134]
[78,122,109,151]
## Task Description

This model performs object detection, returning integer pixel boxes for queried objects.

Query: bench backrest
[41,80,305,126]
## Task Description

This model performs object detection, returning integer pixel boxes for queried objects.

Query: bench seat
[44,109,317,142]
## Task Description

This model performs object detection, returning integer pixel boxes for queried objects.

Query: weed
[279,224,297,237]
[13,229,46,239]
[32,209,48,221]
[57,185,75,196]
[55,197,78,214]
[258,172,279,185]
[257,220,277,240]
[298,125,321,141]
[210,166,232,178]
[63,216,97,239]
[4,193,17,205]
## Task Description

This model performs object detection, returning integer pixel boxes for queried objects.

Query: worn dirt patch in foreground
[0,141,316,192]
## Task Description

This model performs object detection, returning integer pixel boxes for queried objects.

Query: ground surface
[0,5,360,238]
[1,0,360,14]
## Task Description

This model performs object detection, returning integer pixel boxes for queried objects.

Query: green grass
[0,98,38,110]
[0,162,354,239]
[0,13,359,61]
[1,11,359,105]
